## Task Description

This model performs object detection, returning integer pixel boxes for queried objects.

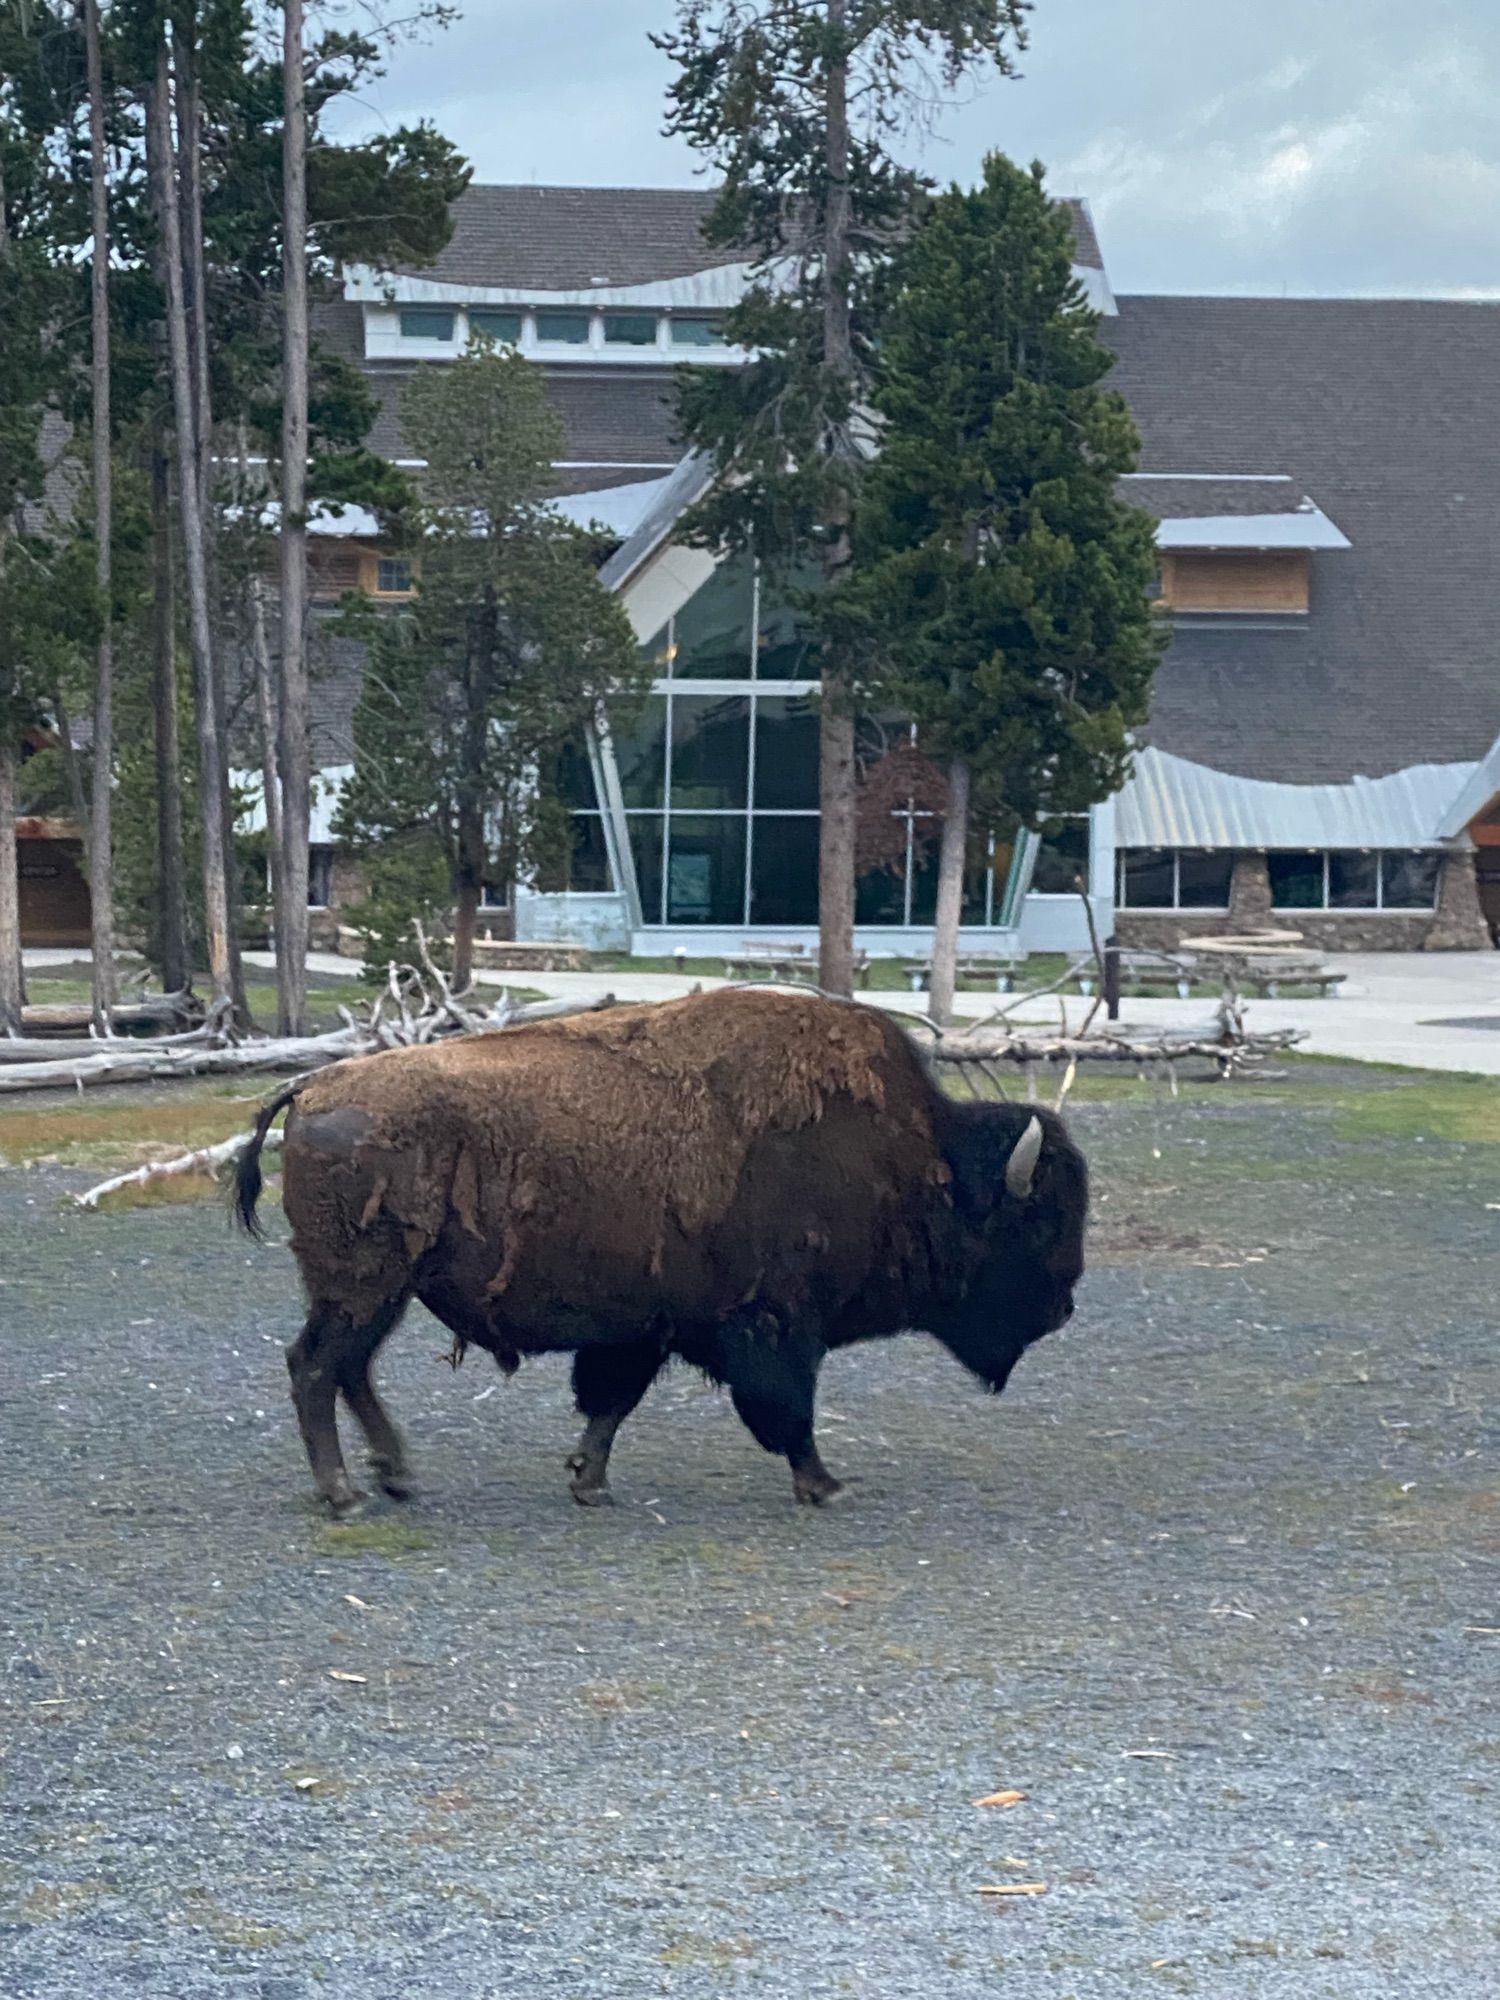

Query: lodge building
[22,184,1500,952]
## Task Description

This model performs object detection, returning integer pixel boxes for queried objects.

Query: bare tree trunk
[146,43,233,1006]
[928,757,971,1027]
[171,25,248,1023]
[276,0,311,1035]
[149,445,189,992]
[816,0,857,997]
[51,684,89,836]
[452,803,482,993]
[251,581,282,929]
[0,738,21,1035]
[83,0,115,1031]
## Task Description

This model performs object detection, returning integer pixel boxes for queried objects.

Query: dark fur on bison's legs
[691,1311,844,1507]
[286,1297,409,1513]
[568,1341,668,1506]
[335,1326,416,1500]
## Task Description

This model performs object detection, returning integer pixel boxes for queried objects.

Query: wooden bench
[725,943,870,987]
[1113,948,1199,998]
[897,952,1028,994]
[1217,955,1347,998]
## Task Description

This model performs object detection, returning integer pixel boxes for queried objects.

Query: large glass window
[1032,820,1091,895]
[1268,851,1441,910]
[1382,851,1441,909]
[1269,853,1325,908]
[1117,849,1232,909]
[670,557,755,678]
[753,694,819,809]
[669,695,750,809]
[666,817,746,924]
[1327,851,1379,909]
[750,818,820,926]
[613,697,668,808]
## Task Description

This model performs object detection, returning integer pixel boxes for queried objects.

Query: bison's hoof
[324,1481,368,1519]
[567,1452,615,1507]
[793,1472,846,1507]
[370,1458,417,1503]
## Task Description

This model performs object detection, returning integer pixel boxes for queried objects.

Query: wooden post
[1104,933,1121,1022]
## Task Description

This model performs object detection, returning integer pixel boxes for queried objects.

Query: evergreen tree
[832,155,1163,1022]
[655,0,1030,993]
[335,346,647,987]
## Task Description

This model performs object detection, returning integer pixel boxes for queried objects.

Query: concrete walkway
[26,945,1500,1074]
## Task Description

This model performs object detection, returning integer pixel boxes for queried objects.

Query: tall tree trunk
[51,684,89,836]
[928,757,971,1027]
[0,739,21,1035]
[173,22,247,1022]
[83,0,115,1031]
[146,43,233,1006]
[817,0,857,997]
[276,0,311,1034]
[149,445,189,991]
[453,798,483,993]
[250,578,282,933]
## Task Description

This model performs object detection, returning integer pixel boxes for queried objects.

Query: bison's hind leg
[567,1341,668,1507]
[287,1294,410,1514]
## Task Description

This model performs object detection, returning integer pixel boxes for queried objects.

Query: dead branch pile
[6,940,614,1098]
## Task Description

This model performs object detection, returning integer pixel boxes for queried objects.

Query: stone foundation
[1115,848,1488,952]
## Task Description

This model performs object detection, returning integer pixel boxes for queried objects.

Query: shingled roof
[384,183,1104,290]
[1107,295,1500,785]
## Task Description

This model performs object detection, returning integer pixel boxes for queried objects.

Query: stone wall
[1115,848,1488,953]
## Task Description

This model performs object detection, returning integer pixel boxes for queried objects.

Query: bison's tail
[232,1081,304,1242]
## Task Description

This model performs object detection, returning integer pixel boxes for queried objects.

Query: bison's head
[935,1102,1089,1390]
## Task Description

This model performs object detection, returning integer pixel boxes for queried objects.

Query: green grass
[25,972,388,1035]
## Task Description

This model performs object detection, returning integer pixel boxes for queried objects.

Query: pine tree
[655,0,1030,992]
[335,347,647,987]
[833,155,1163,1022]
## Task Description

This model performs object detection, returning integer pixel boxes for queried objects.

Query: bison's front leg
[710,1312,844,1507]
[567,1340,668,1507]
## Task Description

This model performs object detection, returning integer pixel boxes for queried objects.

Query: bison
[234,987,1087,1512]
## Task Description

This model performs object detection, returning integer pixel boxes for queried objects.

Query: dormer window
[671,316,727,347]
[603,312,657,346]
[535,311,590,344]
[399,308,455,340]
[470,309,522,344]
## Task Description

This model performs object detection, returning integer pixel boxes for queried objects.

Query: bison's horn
[1004,1115,1044,1201]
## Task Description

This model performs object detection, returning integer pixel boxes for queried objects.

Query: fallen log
[73,1127,285,1211]
[20,989,204,1035]
[927,1024,1305,1077]
[0,1023,227,1064]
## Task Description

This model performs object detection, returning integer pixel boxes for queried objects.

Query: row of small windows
[396,306,727,350]
[1117,847,1441,911]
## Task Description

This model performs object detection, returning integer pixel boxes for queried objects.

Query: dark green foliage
[334,348,647,975]
[656,1,1031,578]
[832,155,1164,825]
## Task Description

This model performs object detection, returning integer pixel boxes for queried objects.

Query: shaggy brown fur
[237,988,1088,1513]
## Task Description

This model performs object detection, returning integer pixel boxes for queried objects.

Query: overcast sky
[331,0,1500,296]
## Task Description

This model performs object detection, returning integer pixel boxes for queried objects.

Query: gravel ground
[1,1072,1496,1998]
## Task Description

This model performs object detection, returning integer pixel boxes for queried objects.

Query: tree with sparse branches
[830,155,1163,1022]
[655,0,1031,993]
[335,346,647,989]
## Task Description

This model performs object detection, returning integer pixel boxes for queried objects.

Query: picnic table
[896,951,1027,994]
[1177,932,1346,997]
[724,942,871,988]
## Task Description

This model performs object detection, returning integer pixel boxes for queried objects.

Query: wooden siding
[1159,549,1309,614]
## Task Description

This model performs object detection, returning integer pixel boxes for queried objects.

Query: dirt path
[1,1072,1496,1997]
